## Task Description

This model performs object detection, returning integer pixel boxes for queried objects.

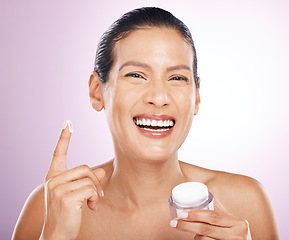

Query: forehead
[113,28,194,69]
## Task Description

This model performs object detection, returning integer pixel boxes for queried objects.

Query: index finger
[180,209,236,228]
[179,198,235,228]
[47,120,73,179]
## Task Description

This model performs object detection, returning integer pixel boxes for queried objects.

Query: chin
[134,147,178,163]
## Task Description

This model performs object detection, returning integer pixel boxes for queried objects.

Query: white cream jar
[169,182,214,219]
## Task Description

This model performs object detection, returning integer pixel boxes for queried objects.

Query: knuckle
[52,150,58,158]
[60,195,72,208]
[53,148,66,158]
[80,164,91,172]
[199,224,213,236]
[45,178,54,191]
[82,164,90,170]
[52,185,65,199]
[208,211,219,224]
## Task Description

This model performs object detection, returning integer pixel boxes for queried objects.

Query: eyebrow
[119,61,192,72]
[119,61,152,71]
[166,65,192,72]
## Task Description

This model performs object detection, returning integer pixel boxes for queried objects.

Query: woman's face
[101,27,200,161]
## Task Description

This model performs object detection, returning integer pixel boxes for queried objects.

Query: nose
[143,81,171,108]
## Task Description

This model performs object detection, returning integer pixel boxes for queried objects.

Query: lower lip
[135,125,174,138]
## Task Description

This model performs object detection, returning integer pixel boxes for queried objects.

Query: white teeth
[147,119,151,126]
[142,127,170,132]
[164,120,168,127]
[134,118,174,128]
[164,120,170,127]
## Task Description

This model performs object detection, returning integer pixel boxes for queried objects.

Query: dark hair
[94,7,199,88]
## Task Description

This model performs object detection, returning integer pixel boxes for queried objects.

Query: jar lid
[172,182,209,207]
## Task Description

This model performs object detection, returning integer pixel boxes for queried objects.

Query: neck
[106,150,186,210]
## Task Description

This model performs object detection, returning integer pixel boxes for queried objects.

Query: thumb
[46,120,73,181]
[93,168,106,182]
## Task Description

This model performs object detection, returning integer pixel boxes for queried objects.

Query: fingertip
[170,219,178,228]
[62,120,73,133]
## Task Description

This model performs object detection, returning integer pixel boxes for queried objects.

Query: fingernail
[170,219,178,228]
[63,120,73,133]
[101,190,104,197]
[179,211,189,219]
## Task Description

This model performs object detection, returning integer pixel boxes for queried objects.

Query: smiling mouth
[133,117,175,132]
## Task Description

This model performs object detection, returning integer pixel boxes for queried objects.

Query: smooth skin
[13,28,279,240]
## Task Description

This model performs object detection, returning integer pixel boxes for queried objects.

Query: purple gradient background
[1,0,288,239]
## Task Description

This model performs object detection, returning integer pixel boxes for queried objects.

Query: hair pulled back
[94,7,199,88]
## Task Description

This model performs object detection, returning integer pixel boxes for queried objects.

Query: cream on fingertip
[170,219,178,228]
[62,120,73,133]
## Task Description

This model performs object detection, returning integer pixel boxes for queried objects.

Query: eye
[169,76,188,82]
[124,73,144,79]
[123,72,147,84]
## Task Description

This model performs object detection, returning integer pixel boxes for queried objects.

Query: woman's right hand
[40,121,106,240]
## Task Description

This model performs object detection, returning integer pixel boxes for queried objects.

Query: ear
[89,71,104,111]
[194,77,201,116]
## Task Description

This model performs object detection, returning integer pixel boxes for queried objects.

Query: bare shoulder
[180,161,270,208]
[211,171,279,239]
[12,184,45,240]
[205,169,271,216]
[180,161,279,239]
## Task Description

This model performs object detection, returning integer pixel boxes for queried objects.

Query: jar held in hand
[169,182,214,219]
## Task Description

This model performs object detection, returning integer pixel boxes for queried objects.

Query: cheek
[110,83,145,118]
[174,88,195,112]
[104,86,134,131]
[103,87,120,131]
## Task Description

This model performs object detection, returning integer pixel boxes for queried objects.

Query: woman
[13,7,278,240]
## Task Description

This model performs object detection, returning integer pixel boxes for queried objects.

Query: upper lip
[133,114,175,121]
